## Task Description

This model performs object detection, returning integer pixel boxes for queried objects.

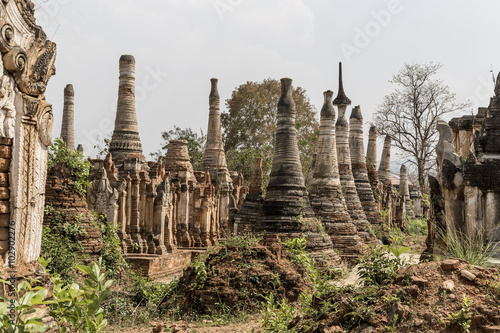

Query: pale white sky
[34,0,500,159]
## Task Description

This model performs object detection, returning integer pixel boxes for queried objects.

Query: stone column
[258,78,336,259]
[378,135,392,184]
[399,164,412,217]
[202,78,228,172]
[366,125,380,198]
[109,55,143,161]
[349,106,381,224]
[309,91,363,261]
[61,84,75,151]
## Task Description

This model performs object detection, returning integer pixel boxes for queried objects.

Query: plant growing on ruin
[48,138,91,195]
[358,244,410,286]
[447,294,472,332]
[260,293,299,333]
[439,227,500,267]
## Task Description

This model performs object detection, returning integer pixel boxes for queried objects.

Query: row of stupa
[57,57,405,265]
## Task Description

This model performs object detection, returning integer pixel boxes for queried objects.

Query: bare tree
[374,62,467,190]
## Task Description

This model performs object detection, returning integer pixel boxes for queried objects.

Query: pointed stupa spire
[61,84,75,151]
[202,78,228,172]
[349,106,381,224]
[109,55,143,161]
[333,62,351,106]
[309,91,364,260]
[259,78,337,260]
[495,71,500,97]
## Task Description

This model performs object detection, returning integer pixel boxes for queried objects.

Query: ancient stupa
[333,64,372,242]
[202,78,228,172]
[309,91,364,260]
[109,55,144,162]
[349,106,381,224]
[258,78,337,260]
[366,125,380,196]
[60,84,75,151]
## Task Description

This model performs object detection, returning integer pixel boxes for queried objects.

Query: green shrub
[406,217,428,237]
[358,244,410,286]
[47,258,113,333]
[94,212,128,278]
[447,294,472,332]
[48,138,91,195]
[260,293,299,333]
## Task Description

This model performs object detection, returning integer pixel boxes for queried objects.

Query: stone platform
[124,249,198,281]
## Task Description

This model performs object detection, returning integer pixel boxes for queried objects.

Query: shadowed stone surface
[309,91,364,260]
[109,55,143,161]
[202,78,228,172]
[366,125,380,197]
[61,84,75,151]
[234,158,264,234]
[258,78,337,260]
[349,106,381,224]
[399,165,413,216]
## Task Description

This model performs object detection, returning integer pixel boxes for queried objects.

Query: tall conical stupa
[258,78,337,260]
[109,55,144,161]
[349,106,381,224]
[309,91,364,260]
[202,78,228,172]
[61,84,75,151]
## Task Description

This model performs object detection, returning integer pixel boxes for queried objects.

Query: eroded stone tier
[309,91,364,260]
[202,78,227,172]
[164,140,194,173]
[109,55,143,160]
[258,78,336,257]
[366,125,380,197]
[335,107,371,242]
[349,106,381,224]
[399,165,412,216]
[61,84,75,151]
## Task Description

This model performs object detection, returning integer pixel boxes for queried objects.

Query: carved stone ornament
[38,104,53,146]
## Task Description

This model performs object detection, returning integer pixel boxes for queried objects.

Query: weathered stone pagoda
[333,64,372,242]
[309,90,364,260]
[349,106,381,224]
[61,84,75,151]
[378,135,396,225]
[257,78,338,262]
[366,125,380,200]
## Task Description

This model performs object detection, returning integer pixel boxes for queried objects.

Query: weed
[447,294,472,332]
[358,244,410,286]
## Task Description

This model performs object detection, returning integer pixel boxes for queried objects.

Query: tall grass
[439,227,500,267]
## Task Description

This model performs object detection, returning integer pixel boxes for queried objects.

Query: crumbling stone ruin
[427,72,500,258]
[366,125,380,199]
[378,135,397,226]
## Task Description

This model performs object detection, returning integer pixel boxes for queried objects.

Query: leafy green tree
[160,126,206,170]
[221,79,319,186]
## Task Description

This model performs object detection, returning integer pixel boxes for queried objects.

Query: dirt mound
[290,259,500,332]
[162,237,311,315]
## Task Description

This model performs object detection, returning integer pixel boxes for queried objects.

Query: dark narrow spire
[333,62,351,106]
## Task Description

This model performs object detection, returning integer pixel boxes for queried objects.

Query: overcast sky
[34,0,500,159]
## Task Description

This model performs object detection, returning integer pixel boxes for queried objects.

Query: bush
[406,217,428,237]
[41,205,86,283]
[48,138,91,195]
[358,244,410,286]
[94,212,128,278]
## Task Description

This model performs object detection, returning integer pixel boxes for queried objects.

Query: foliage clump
[48,138,91,195]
